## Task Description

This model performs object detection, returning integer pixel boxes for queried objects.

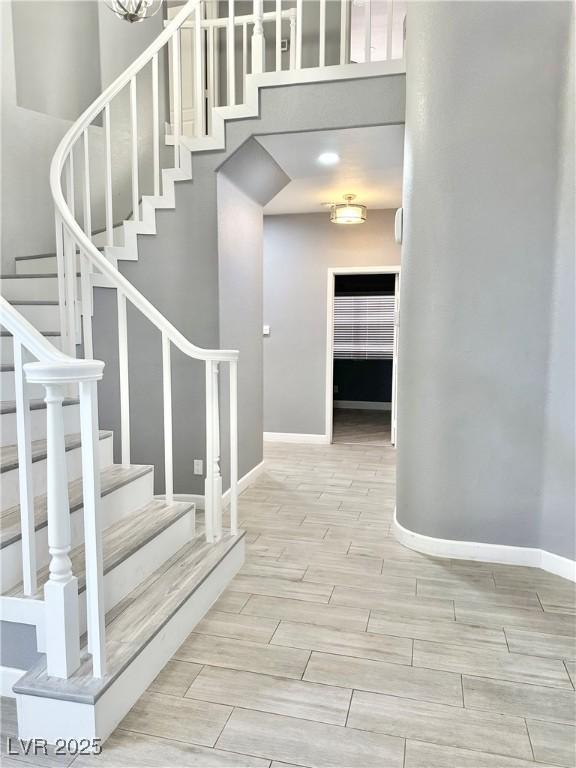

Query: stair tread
[0,463,153,549]
[1,273,77,279]
[0,429,112,474]
[0,397,79,415]
[5,497,194,599]
[7,300,59,305]
[0,330,60,337]
[14,529,244,704]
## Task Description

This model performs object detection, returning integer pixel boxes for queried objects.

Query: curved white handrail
[0,296,103,380]
[49,0,238,363]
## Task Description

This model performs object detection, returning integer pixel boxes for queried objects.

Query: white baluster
[79,378,106,677]
[229,360,238,536]
[252,0,265,75]
[289,9,297,70]
[204,360,214,543]
[152,53,160,196]
[81,130,93,359]
[275,0,282,72]
[54,212,68,344]
[117,292,130,465]
[104,104,114,247]
[171,30,182,164]
[212,362,222,541]
[364,0,372,62]
[162,334,174,504]
[194,3,205,137]
[207,25,216,131]
[295,0,303,69]
[386,0,394,61]
[42,382,81,678]
[319,0,326,66]
[242,22,248,91]
[227,0,236,105]
[340,0,350,65]
[13,342,36,596]
[64,154,77,358]
[130,77,139,222]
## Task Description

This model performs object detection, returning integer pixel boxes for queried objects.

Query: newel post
[43,382,81,678]
[205,360,223,543]
[251,0,265,74]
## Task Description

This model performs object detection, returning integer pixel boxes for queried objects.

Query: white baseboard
[223,460,265,506]
[392,510,576,582]
[264,432,330,445]
[334,401,391,411]
[0,666,25,698]
[164,460,266,511]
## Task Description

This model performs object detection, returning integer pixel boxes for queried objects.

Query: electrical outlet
[193,459,203,475]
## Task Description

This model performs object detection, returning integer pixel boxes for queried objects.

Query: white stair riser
[15,538,244,743]
[0,370,45,400]
[15,257,58,275]
[1,403,80,447]
[0,336,64,366]
[9,304,60,333]
[1,277,62,302]
[1,469,154,592]
[0,434,114,511]
[77,509,195,633]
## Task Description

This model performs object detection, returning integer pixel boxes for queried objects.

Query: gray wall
[396,1,575,560]
[1,0,165,272]
[12,1,101,122]
[263,209,401,436]
[540,14,575,560]
[93,75,405,491]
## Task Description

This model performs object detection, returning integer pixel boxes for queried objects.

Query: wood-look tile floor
[4,441,576,767]
[332,408,391,446]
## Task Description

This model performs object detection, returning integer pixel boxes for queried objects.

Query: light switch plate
[193,459,203,475]
[263,325,270,336]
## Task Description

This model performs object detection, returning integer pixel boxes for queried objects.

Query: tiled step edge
[13,530,245,704]
[0,430,113,474]
[0,464,153,549]
[9,498,195,599]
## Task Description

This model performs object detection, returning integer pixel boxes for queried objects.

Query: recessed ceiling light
[317,152,340,166]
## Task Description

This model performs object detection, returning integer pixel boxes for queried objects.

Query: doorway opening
[326,266,400,446]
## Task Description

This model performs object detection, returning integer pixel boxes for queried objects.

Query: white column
[43,383,81,678]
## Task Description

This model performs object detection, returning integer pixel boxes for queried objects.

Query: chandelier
[105,0,163,23]
[330,194,367,225]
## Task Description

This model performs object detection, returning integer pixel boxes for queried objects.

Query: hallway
[4,440,575,767]
[332,408,392,446]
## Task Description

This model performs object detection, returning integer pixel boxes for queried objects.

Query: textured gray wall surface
[396,2,574,559]
[1,0,164,272]
[540,14,575,561]
[93,75,405,492]
[263,209,401,435]
[12,1,101,122]
[0,621,40,670]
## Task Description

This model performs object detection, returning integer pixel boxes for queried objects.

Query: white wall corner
[392,510,576,582]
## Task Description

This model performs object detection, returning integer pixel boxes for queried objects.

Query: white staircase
[0,0,405,745]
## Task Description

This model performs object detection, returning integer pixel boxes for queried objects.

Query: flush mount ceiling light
[105,0,163,23]
[330,194,367,225]
[317,152,340,166]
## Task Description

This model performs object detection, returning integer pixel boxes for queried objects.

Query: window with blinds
[333,295,395,360]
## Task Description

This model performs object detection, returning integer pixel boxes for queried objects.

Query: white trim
[264,432,330,445]
[223,460,265,506]
[0,667,26,698]
[392,510,576,582]
[326,266,401,445]
[334,400,391,411]
[161,460,266,511]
